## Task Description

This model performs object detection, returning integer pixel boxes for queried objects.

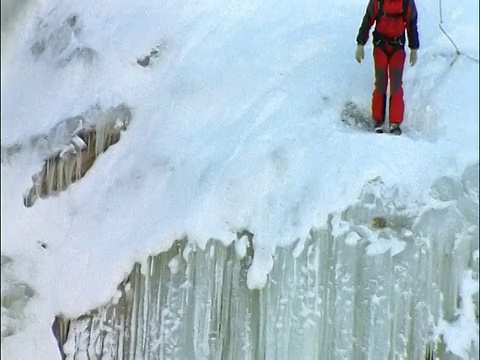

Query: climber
[355,0,420,135]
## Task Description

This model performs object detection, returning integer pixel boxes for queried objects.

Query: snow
[1,0,478,358]
[438,270,480,359]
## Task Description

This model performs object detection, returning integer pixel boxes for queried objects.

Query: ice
[57,170,478,359]
[70,135,86,151]
[1,256,35,339]
[0,0,478,358]
[59,143,76,159]
[345,231,361,246]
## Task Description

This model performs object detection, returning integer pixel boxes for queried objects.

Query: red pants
[372,45,406,124]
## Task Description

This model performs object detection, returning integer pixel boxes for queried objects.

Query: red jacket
[356,0,419,49]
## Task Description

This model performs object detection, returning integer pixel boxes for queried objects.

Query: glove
[355,45,365,63]
[409,49,417,66]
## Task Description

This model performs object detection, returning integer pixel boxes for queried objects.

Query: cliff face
[20,104,132,207]
[1,0,478,359]
[54,168,479,359]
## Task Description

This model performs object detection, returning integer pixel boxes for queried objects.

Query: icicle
[75,147,82,181]
[57,158,65,191]
[84,132,93,166]
[129,264,142,360]
[45,158,56,194]
[95,119,107,157]
[63,155,73,188]
[140,257,152,359]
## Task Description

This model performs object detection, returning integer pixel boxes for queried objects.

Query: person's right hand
[355,45,365,64]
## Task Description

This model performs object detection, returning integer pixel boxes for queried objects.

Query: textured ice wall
[1,0,32,36]
[56,164,479,360]
[1,256,35,339]
[20,103,132,207]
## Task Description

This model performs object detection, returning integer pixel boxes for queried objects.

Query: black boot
[373,121,384,133]
[389,123,402,135]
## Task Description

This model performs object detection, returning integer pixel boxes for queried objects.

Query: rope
[438,0,479,65]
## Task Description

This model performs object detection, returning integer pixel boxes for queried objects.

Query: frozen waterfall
[1,0,478,358]
[56,169,479,360]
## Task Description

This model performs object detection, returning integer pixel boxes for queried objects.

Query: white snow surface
[1,0,478,358]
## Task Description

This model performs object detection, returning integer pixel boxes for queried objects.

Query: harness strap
[374,0,409,49]
[373,31,405,47]
[376,0,408,22]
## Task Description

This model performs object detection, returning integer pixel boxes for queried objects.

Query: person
[355,0,419,135]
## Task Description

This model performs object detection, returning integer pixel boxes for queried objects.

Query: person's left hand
[409,49,418,66]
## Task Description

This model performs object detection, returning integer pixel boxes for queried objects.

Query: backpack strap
[376,0,409,21]
[376,0,385,22]
[403,0,408,17]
